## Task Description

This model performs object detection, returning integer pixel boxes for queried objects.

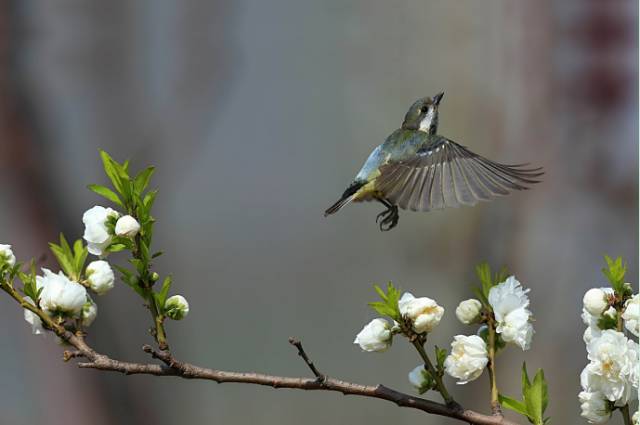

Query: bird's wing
[373,137,543,212]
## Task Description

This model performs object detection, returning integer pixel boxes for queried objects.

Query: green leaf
[368,301,397,318]
[107,243,127,253]
[49,234,76,279]
[87,184,123,207]
[597,313,618,330]
[154,276,172,309]
[134,166,155,194]
[100,150,125,195]
[143,190,158,212]
[73,239,88,278]
[369,282,402,321]
[520,363,549,425]
[602,255,627,294]
[499,394,529,417]
[434,345,447,372]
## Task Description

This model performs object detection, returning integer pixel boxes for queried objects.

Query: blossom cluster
[445,275,534,385]
[578,263,639,424]
[352,270,536,393]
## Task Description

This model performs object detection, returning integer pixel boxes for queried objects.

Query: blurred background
[0,1,637,424]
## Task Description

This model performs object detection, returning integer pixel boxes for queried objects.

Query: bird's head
[401,92,444,134]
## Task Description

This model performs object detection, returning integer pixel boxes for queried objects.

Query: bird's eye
[420,106,429,114]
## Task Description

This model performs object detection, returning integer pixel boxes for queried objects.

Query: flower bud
[165,295,189,320]
[583,288,608,316]
[86,260,115,295]
[408,365,432,394]
[81,297,98,327]
[151,272,160,282]
[398,292,444,334]
[39,269,87,317]
[0,244,16,268]
[455,299,482,325]
[353,318,392,352]
[115,215,141,238]
[23,296,44,335]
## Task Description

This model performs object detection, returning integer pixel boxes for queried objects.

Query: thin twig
[288,337,325,382]
[487,316,502,416]
[411,338,456,408]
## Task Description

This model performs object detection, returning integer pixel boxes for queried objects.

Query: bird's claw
[376,205,399,231]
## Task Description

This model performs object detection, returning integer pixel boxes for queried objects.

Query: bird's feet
[376,205,399,231]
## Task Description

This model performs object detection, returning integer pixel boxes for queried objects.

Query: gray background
[0,1,637,424]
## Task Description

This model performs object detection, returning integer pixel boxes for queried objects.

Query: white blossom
[398,292,444,334]
[23,296,44,335]
[633,410,639,425]
[444,335,488,384]
[85,260,115,295]
[408,365,430,393]
[581,329,638,405]
[579,390,612,424]
[164,295,189,320]
[455,299,482,325]
[583,288,609,317]
[488,276,534,350]
[354,318,392,352]
[81,296,98,327]
[115,215,140,238]
[82,206,119,256]
[622,294,639,337]
[0,244,16,267]
[38,268,87,317]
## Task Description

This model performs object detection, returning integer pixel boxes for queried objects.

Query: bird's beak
[432,92,444,106]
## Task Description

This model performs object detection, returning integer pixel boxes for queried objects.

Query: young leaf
[134,166,155,194]
[49,234,76,279]
[434,345,447,372]
[521,363,549,425]
[73,239,88,279]
[499,394,529,417]
[87,184,123,207]
[368,283,401,321]
[100,150,125,195]
[602,255,627,294]
[143,190,158,212]
[154,276,172,309]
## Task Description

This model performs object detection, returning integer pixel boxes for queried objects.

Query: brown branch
[2,282,520,425]
[67,336,518,425]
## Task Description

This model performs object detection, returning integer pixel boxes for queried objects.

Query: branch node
[63,350,85,362]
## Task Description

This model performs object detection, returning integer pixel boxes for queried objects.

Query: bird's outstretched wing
[373,138,543,212]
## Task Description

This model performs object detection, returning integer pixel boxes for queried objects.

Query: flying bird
[325,92,543,231]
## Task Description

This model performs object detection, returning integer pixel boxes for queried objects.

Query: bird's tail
[324,195,355,216]
[324,181,364,217]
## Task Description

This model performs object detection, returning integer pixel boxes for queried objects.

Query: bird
[324,92,543,231]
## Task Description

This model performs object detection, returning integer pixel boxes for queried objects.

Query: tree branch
[65,335,518,425]
[2,280,520,425]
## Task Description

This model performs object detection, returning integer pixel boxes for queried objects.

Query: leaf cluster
[49,234,88,282]
[368,282,402,321]
[499,363,549,425]
[601,255,632,298]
